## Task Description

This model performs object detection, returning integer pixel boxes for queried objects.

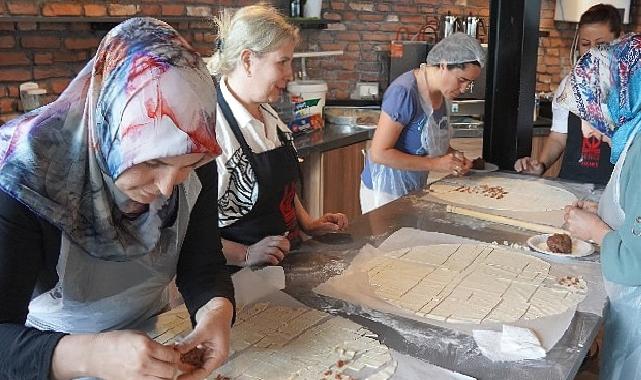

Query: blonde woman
[209,5,348,267]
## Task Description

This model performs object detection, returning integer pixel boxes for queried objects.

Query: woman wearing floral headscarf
[558,33,641,380]
[0,18,233,379]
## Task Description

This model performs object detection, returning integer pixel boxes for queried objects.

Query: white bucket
[287,80,328,116]
[303,0,322,18]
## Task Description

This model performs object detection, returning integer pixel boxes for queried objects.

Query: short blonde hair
[209,4,300,77]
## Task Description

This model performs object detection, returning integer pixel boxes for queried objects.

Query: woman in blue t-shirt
[360,33,486,213]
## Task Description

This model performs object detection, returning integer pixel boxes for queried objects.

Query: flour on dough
[428,176,578,212]
[367,244,587,325]
[215,303,397,380]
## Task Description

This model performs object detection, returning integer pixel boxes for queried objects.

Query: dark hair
[445,61,481,71]
[579,3,623,37]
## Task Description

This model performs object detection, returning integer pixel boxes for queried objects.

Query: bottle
[290,0,301,18]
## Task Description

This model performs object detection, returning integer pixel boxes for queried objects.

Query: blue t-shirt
[361,71,446,189]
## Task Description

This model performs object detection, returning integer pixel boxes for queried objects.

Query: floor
[574,326,603,380]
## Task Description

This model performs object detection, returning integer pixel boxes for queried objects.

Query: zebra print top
[214,79,291,227]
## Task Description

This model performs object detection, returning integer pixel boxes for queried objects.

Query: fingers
[322,213,348,230]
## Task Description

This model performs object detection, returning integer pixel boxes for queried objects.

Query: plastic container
[287,80,328,116]
[303,0,322,18]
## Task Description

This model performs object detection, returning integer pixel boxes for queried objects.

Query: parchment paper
[144,267,475,380]
[313,228,607,352]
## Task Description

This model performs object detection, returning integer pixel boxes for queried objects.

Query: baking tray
[324,106,380,127]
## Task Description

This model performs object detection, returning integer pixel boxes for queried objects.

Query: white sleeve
[550,105,569,134]
[550,75,570,134]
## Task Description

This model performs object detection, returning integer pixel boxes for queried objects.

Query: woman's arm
[177,161,235,320]
[515,132,567,174]
[370,112,462,173]
[294,195,348,235]
[600,138,641,286]
[0,189,68,379]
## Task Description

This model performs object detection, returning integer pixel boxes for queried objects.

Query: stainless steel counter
[281,172,602,380]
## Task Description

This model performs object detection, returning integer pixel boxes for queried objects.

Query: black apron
[558,112,614,185]
[216,84,301,247]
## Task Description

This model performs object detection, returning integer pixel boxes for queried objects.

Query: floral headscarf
[0,18,220,261]
[554,33,641,163]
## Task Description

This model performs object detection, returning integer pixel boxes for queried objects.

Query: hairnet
[425,32,486,68]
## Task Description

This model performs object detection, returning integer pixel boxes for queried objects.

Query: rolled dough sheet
[314,228,606,351]
[422,176,591,228]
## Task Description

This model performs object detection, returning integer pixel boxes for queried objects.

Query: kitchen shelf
[288,17,336,29]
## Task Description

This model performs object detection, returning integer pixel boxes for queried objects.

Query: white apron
[597,126,641,380]
[26,172,202,334]
[360,97,451,213]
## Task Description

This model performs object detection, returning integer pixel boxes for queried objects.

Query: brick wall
[1,0,641,119]
[0,0,259,118]
[300,0,641,99]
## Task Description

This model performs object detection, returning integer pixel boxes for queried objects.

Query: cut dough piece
[367,244,587,325]
[429,176,577,212]
[214,303,396,380]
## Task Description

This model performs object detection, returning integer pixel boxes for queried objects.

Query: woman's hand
[428,153,467,175]
[563,205,611,244]
[245,235,290,266]
[514,157,545,175]
[302,213,348,235]
[53,330,183,380]
[571,199,598,214]
[174,298,233,380]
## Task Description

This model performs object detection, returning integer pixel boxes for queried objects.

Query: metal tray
[324,107,380,126]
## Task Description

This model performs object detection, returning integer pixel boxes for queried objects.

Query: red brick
[0,35,16,48]
[0,51,30,66]
[34,52,53,65]
[186,6,211,17]
[21,36,61,49]
[7,2,38,15]
[0,98,18,114]
[39,22,68,31]
[17,22,37,31]
[84,4,107,17]
[42,3,83,17]
[70,23,91,32]
[54,51,88,63]
[360,32,390,42]
[33,66,72,80]
[393,5,418,13]
[161,4,185,16]
[0,23,15,31]
[49,78,71,94]
[64,37,100,50]
[108,4,138,17]
[377,4,392,12]
[335,32,361,42]
[0,68,32,82]
[330,1,346,10]
[358,14,385,22]
[140,4,161,16]
[8,86,19,97]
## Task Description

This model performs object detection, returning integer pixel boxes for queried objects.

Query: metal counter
[294,124,373,157]
[281,171,602,380]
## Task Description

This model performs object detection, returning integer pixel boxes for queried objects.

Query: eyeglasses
[457,76,475,91]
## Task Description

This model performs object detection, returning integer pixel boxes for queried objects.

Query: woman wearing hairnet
[559,33,641,380]
[360,33,486,213]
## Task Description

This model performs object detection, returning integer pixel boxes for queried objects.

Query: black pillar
[483,0,541,169]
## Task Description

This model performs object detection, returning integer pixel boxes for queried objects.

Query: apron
[26,173,202,334]
[216,84,301,247]
[597,125,641,380]
[361,95,450,213]
[559,113,614,185]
